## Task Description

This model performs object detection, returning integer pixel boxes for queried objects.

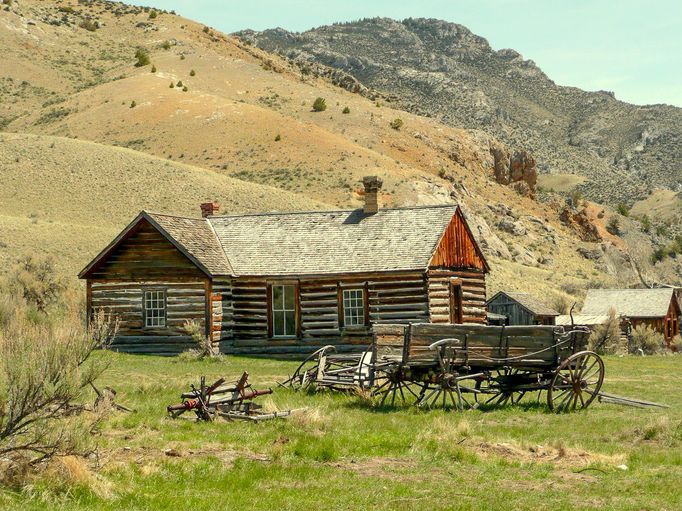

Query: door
[449,281,463,324]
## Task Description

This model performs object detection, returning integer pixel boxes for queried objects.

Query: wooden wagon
[283,323,604,412]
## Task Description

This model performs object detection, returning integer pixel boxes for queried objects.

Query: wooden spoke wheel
[547,351,604,413]
[479,368,529,407]
[417,373,471,410]
[373,366,422,406]
[282,346,334,390]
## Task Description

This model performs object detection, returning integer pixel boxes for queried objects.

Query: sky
[139,0,682,107]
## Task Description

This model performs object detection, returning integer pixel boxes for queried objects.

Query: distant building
[576,288,680,344]
[486,291,559,326]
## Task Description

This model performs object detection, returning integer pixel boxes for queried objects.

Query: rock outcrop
[490,143,537,197]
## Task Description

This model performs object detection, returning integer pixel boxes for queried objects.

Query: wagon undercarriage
[282,323,605,413]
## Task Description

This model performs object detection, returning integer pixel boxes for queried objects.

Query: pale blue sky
[140,0,682,107]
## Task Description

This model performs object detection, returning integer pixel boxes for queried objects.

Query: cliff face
[238,18,682,206]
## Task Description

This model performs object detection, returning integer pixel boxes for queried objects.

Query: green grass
[2,353,681,510]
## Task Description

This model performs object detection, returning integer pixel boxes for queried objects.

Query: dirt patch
[473,440,625,469]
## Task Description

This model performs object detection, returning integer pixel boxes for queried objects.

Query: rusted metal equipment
[168,372,294,421]
[283,323,609,413]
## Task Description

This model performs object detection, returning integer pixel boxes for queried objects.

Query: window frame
[267,282,300,338]
[142,288,167,328]
[338,284,369,329]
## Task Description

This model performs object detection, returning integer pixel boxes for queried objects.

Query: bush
[640,214,651,233]
[78,19,98,32]
[176,80,183,87]
[551,294,572,315]
[148,9,157,19]
[182,86,188,92]
[130,100,136,108]
[190,69,196,76]
[182,320,217,359]
[651,247,666,264]
[629,324,666,355]
[274,133,281,142]
[180,54,186,60]
[617,203,630,216]
[570,190,583,208]
[389,118,404,130]
[312,97,327,112]
[134,48,150,67]
[588,308,624,355]
[342,106,350,114]
[169,81,174,88]
[203,26,210,34]
[151,65,157,73]
[161,40,171,50]
[671,335,682,353]
[606,216,620,235]
[8,256,64,313]
[0,298,118,466]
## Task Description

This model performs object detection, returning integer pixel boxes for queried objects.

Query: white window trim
[143,289,166,328]
[342,288,365,327]
[271,284,297,338]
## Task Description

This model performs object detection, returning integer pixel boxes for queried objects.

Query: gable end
[428,208,489,272]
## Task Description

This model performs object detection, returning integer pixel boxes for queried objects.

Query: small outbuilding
[580,288,680,344]
[486,291,559,326]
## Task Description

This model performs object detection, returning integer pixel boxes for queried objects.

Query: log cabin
[79,176,490,356]
[579,288,680,346]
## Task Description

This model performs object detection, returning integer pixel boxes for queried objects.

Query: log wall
[222,271,430,356]
[426,269,487,324]
[90,279,208,355]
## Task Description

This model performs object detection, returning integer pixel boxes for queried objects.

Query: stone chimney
[200,201,220,218]
[362,176,383,214]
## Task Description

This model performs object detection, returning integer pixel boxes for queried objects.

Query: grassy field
[1,353,680,510]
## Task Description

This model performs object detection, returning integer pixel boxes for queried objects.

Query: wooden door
[449,281,463,324]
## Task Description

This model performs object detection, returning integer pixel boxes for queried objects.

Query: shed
[79,177,490,356]
[486,291,559,326]
[580,288,680,343]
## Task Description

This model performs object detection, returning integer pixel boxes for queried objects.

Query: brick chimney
[362,176,383,214]
[200,201,220,218]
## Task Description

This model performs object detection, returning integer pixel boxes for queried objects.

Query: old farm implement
[283,323,606,412]
[167,372,298,421]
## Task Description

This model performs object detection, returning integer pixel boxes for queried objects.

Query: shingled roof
[488,291,560,317]
[581,288,676,318]
[209,205,465,276]
[81,205,488,278]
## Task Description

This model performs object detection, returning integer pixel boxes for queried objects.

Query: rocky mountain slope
[238,18,682,207]
[1,1,680,303]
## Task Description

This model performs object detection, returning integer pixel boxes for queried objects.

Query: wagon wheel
[483,368,528,407]
[281,345,335,390]
[417,372,467,410]
[547,351,604,413]
[373,365,422,406]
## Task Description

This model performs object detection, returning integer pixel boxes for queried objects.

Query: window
[143,290,166,327]
[271,284,297,337]
[342,288,365,327]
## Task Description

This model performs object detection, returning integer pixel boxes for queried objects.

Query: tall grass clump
[628,324,666,355]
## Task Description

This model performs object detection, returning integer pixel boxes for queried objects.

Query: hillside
[238,18,682,207]
[0,132,326,276]
[1,1,680,302]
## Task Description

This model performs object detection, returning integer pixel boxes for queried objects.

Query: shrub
[0,300,117,466]
[629,324,666,355]
[312,97,327,112]
[78,19,98,32]
[274,133,281,141]
[130,100,136,108]
[161,40,171,50]
[151,65,157,73]
[389,118,404,130]
[180,54,186,60]
[182,320,216,359]
[203,26,210,33]
[617,203,630,216]
[134,48,150,67]
[640,214,651,233]
[570,190,583,208]
[176,80,183,87]
[8,256,64,313]
[588,308,623,355]
[606,216,620,235]
[671,335,682,353]
[551,294,572,315]
[342,106,350,114]
[651,247,666,264]
[148,9,157,19]
[169,81,174,88]
[190,69,196,76]
[182,86,188,92]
